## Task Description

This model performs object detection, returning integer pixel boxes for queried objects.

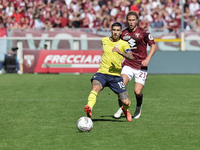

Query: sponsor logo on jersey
[24,55,35,68]
[135,33,140,38]
[123,35,131,40]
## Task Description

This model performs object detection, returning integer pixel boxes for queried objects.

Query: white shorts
[121,65,148,85]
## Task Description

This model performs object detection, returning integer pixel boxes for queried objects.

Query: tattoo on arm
[119,91,129,100]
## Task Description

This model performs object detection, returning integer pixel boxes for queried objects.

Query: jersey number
[118,81,125,89]
[139,72,147,79]
[128,38,137,49]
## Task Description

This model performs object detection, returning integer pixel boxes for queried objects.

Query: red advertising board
[23,50,102,73]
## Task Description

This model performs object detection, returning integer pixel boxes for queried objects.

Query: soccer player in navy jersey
[84,22,133,121]
[114,11,157,119]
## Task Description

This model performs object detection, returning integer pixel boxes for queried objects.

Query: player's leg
[85,79,102,118]
[114,66,133,118]
[109,75,132,121]
[85,73,106,118]
[133,83,143,119]
[133,70,147,119]
[119,91,132,122]
[114,74,130,118]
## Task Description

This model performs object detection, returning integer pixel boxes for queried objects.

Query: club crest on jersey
[135,33,140,38]
[123,35,131,40]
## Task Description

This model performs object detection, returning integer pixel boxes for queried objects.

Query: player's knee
[122,99,130,106]
[134,89,142,96]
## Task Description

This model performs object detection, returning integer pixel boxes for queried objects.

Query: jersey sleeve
[123,41,131,53]
[143,30,155,46]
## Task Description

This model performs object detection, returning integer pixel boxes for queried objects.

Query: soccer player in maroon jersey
[114,11,157,119]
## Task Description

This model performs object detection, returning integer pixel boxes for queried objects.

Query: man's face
[111,26,122,41]
[127,15,138,30]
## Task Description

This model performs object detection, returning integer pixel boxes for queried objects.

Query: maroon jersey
[121,26,155,70]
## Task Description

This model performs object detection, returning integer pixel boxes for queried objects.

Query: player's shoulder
[102,37,109,41]
[138,26,151,34]
[119,38,129,46]
[101,37,110,43]
[122,27,128,32]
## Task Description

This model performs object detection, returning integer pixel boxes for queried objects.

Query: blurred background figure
[0,47,22,74]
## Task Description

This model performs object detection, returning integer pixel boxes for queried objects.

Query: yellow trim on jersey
[97,37,131,76]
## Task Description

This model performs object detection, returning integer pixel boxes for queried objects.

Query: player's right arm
[112,46,133,60]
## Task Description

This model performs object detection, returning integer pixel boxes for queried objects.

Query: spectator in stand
[130,1,139,14]
[151,0,161,10]
[72,14,81,28]
[189,0,199,16]
[0,17,6,37]
[106,1,114,15]
[139,9,153,26]
[92,1,101,13]
[139,17,149,30]
[25,0,34,9]
[69,0,80,13]
[18,0,26,17]
[93,15,102,31]
[44,18,52,30]
[80,7,94,28]
[18,17,28,31]
[9,16,18,29]
[52,14,61,28]
[55,3,62,16]
[6,17,13,31]
[43,12,53,25]
[118,0,130,15]
[11,8,22,23]
[0,5,5,19]
[102,14,111,31]
[5,2,14,17]
[44,2,52,15]
[82,0,92,10]
[68,20,73,28]
[82,13,90,28]
[61,12,69,28]
[194,18,200,31]
[165,1,174,16]
[50,9,57,24]
[34,17,44,30]
[153,14,166,32]
[61,4,68,14]
[166,16,180,37]
[141,0,151,16]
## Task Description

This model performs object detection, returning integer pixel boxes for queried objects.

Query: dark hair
[111,22,122,30]
[126,11,139,20]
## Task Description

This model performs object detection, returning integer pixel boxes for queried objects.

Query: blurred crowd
[0,0,200,35]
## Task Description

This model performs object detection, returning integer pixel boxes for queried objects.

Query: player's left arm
[142,32,157,66]
[142,44,157,66]
[112,47,133,60]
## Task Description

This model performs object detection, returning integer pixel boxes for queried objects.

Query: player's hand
[141,59,149,66]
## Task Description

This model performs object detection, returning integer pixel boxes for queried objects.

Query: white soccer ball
[77,116,93,132]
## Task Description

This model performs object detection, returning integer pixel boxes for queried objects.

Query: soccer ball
[77,116,93,132]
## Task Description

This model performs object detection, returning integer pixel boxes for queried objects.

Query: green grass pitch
[0,74,199,150]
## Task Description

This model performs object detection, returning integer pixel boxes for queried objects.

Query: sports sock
[118,96,123,107]
[136,93,143,107]
[122,100,131,111]
[87,90,97,109]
